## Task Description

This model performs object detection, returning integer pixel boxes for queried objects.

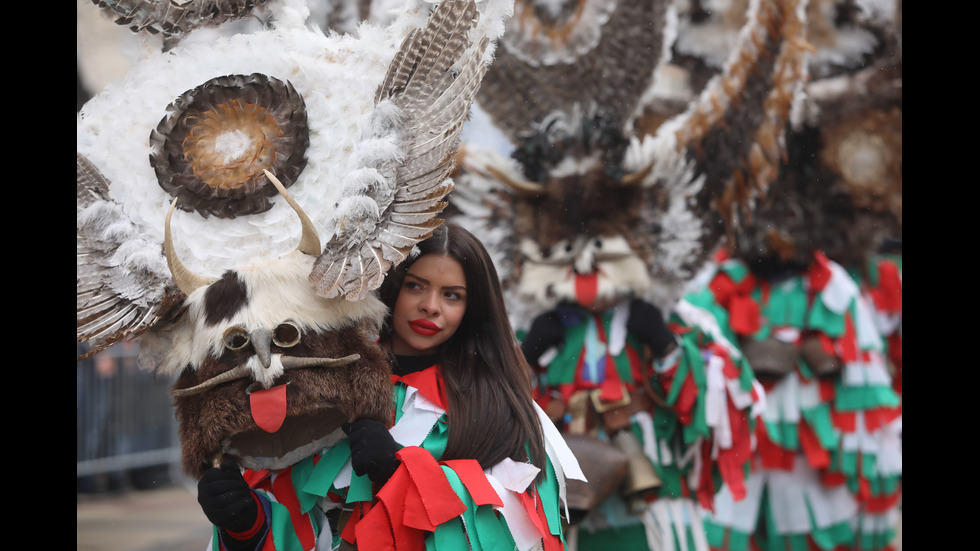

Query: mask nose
[250,328,272,369]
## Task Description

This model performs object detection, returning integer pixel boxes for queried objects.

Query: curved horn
[263,170,321,256]
[171,354,364,397]
[486,165,546,196]
[170,364,251,397]
[165,198,216,295]
[280,354,361,369]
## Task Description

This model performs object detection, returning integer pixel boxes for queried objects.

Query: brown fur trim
[174,323,392,478]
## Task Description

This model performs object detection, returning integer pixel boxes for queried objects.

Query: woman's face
[390,253,468,356]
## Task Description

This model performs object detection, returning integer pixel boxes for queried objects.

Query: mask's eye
[273,322,302,348]
[223,326,250,351]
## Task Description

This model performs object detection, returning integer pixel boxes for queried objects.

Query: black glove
[197,459,260,534]
[626,299,676,358]
[521,311,566,366]
[343,419,401,485]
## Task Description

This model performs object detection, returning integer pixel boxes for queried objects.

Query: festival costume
[527,300,763,551]
[208,357,584,550]
[687,253,902,551]
[76,0,518,549]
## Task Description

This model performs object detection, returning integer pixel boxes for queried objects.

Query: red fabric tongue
[250,384,288,433]
[575,273,598,307]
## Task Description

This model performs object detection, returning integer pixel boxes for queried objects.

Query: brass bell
[562,434,629,524]
[610,429,661,505]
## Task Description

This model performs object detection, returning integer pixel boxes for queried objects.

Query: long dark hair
[378,223,546,471]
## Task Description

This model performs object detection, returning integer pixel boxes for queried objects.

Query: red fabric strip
[865,490,901,513]
[729,294,761,336]
[716,395,751,502]
[870,260,902,312]
[341,501,368,544]
[755,422,794,471]
[394,467,435,531]
[673,373,699,425]
[696,443,717,511]
[798,419,830,469]
[808,252,832,292]
[840,313,858,363]
[818,378,836,402]
[832,410,856,432]
[442,459,503,507]
[709,272,738,310]
[519,491,549,540]
[397,446,467,525]
[398,367,448,411]
[535,493,562,551]
[244,469,272,489]
[271,467,317,548]
[354,500,396,551]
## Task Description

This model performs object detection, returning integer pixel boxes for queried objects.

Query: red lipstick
[409,319,440,336]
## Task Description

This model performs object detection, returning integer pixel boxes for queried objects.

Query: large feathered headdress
[450,0,811,319]
[77,0,512,476]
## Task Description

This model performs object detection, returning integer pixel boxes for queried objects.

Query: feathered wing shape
[623,0,811,306]
[91,0,270,41]
[309,0,497,301]
[77,153,185,359]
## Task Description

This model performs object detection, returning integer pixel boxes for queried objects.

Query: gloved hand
[626,299,676,358]
[521,310,565,366]
[343,419,401,485]
[197,459,259,534]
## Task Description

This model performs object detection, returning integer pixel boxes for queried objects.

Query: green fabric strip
[393,383,409,424]
[420,413,449,460]
[289,455,318,514]
[576,522,648,550]
[549,317,588,385]
[800,404,837,448]
[759,279,808,329]
[857,526,897,551]
[270,500,306,551]
[537,454,563,537]
[806,503,855,550]
[431,516,469,551]
[702,519,727,549]
[806,297,847,337]
[720,260,750,283]
[834,385,901,411]
[346,472,373,503]
[763,420,800,450]
[304,440,350,497]
[438,466,474,550]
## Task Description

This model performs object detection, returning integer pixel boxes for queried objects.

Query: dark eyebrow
[405,272,466,293]
[404,272,429,285]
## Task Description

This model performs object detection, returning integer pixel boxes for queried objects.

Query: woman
[340,222,585,550]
